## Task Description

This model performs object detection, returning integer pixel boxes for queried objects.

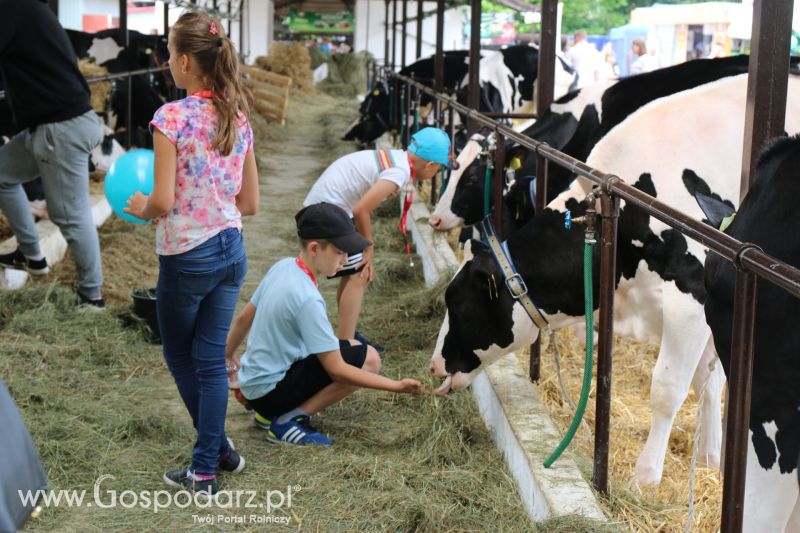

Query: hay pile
[0,213,11,242]
[318,51,372,98]
[78,59,112,114]
[516,329,723,532]
[52,216,158,305]
[254,42,314,92]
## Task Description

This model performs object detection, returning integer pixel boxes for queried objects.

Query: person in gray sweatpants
[0,0,104,307]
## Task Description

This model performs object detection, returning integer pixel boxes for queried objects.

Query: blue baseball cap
[408,127,459,170]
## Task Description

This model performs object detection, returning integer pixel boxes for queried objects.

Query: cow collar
[477,216,549,331]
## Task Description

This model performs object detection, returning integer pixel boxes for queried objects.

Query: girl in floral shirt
[125,11,258,498]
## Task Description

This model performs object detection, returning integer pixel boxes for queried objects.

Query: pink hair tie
[209,20,219,36]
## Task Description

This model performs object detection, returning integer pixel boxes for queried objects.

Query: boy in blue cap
[226,203,424,445]
[303,127,457,351]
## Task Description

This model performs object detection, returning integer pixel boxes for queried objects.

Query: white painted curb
[0,195,112,289]
[394,168,607,522]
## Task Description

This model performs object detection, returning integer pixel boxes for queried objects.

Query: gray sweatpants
[0,110,103,298]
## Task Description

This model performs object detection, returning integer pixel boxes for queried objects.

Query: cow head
[431,204,598,394]
[342,81,390,144]
[430,239,540,393]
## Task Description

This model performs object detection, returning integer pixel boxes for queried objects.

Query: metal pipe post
[721,269,758,533]
[468,0,481,132]
[434,0,444,92]
[740,0,792,199]
[401,0,408,69]
[392,0,398,70]
[416,0,423,59]
[493,133,505,238]
[593,190,619,495]
[384,0,391,67]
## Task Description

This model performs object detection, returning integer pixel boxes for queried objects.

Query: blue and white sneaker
[266,415,332,446]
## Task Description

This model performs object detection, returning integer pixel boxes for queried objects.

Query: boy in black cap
[226,203,424,445]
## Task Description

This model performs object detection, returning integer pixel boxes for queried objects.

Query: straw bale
[254,42,314,92]
[319,51,372,97]
[78,59,112,114]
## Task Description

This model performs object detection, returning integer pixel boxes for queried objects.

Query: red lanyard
[399,155,418,258]
[191,90,215,98]
[295,257,317,287]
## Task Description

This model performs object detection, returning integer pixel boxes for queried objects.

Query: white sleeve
[378,167,409,190]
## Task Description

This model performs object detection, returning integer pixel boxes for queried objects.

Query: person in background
[0,0,104,307]
[630,38,659,75]
[565,30,602,89]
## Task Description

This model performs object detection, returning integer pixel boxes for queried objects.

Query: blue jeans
[157,227,247,476]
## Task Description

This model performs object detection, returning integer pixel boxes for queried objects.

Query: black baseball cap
[295,202,372,254]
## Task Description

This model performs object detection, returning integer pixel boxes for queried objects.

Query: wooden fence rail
[241,66,292,125]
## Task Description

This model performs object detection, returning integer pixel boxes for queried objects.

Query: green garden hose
[544,238,595,468]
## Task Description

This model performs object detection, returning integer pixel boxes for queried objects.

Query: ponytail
[210,37,252,156]
[171,11,253,157]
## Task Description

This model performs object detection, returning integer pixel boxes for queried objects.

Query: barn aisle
[9,91,613,532]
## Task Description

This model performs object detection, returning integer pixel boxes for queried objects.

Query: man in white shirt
[565,31,602,89]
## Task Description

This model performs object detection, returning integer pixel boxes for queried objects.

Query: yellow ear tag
[373,90,380,96]
[509,157,522,171]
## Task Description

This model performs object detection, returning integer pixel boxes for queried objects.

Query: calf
[429,55,750,232]
[703,136,800,532]
[431,73,800,486]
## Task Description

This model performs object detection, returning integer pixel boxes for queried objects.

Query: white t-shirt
[566,41,602,89]
[303,149,411,216]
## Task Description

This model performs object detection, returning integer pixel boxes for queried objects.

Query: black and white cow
[703,136,800,532]
[343,46,577,146]
[429,55,751,232]
[342,51,472,145]
[430,73,800,486]
[66,28,170,147]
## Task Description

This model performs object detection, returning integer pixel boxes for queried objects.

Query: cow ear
[467,239,496,277]
[693,191,736,229]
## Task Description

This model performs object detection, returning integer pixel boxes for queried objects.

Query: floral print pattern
[150,95,253,255]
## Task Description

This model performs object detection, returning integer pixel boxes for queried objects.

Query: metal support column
[529,0,558,382]
[164,0,170,36]
[740,0,792,198]
[401,0,408,69]
[120,0,132,149]
[720,270,758,533]
[392,0,398,70]
[493,134,506,238]
[384,0,391,67]
[239,0,246,61]
[434,0,444,92]
[468,0,481,132]
[593,191,619,495]
[416,0,423,59]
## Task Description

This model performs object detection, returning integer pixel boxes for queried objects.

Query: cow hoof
[695,453,721,470]
[632,464,662,487]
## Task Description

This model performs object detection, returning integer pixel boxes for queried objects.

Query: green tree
[560,0,703,36]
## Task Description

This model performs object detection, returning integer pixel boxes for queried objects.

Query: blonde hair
[171,11,252,156]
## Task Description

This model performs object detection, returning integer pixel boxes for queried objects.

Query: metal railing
[389,69,800,530]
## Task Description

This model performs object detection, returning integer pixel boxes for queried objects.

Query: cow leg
[690,336,724,469]
[634,292,711,486]
[785,492,800,533]
[741,431,798,532]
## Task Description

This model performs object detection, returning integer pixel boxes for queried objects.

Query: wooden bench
[241,66,292,125]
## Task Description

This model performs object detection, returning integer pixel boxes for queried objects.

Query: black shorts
[327,250,365,279]
[248,340,368,419]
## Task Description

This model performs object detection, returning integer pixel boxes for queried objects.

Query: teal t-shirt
[237,257,340,400]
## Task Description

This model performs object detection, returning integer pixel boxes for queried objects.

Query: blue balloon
[104,149,155,224]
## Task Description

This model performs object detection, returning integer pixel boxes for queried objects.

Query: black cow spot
[617,173,707,303]
[752,423,778,469]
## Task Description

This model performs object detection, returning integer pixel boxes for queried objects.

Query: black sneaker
[163,467,218,498]
[0,249,49,275]
[76,290,105,309]
[218,448,245,474]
